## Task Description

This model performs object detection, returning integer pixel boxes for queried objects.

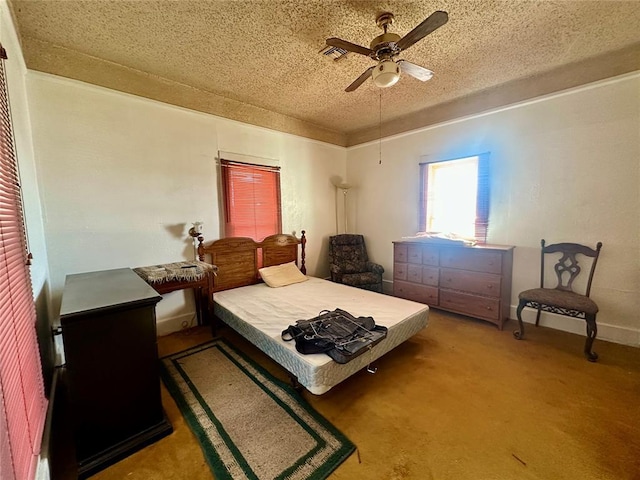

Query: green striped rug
[160,339,355,480]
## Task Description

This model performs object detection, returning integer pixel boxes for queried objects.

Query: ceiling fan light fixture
[328,10,447,92]
[372,60,400,88]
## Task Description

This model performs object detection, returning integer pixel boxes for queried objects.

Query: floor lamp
[332,182,352,234]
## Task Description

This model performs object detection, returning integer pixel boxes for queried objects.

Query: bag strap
[281,326,302,342]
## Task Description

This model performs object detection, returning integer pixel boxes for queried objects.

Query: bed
[197,231,429,395]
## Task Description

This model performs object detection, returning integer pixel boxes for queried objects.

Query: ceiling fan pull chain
[379,89,382,165]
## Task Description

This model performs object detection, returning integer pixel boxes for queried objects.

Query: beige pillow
[259,261,308,288]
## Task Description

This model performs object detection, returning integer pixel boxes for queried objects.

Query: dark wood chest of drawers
[393,241,514,329]
[59,268,173,478]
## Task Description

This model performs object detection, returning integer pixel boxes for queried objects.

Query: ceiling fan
[326,10,448,92]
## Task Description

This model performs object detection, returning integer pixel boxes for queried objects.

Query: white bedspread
[213,277,429,394]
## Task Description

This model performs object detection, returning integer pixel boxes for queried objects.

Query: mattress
[213,277,429,394]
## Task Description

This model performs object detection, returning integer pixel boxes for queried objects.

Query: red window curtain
[0,44,48,480]
[220,159,282,241]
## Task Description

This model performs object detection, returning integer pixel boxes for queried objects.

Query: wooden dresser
[59,268,172,478]
[393,241,514,329]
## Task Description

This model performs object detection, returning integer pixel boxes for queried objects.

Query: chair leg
[535,306,542,327]
[584,314,599,362]
[514,299,526,340]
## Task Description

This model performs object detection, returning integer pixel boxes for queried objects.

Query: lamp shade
[372,60,400,88]
[188,221,203,238]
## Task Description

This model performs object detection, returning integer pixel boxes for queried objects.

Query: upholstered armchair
[328,234,384,293]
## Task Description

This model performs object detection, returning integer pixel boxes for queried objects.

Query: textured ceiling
[8,0,640,146]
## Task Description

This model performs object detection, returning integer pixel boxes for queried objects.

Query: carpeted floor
[86,309,640,480]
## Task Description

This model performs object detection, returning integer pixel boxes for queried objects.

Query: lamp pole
[340,185,351,233]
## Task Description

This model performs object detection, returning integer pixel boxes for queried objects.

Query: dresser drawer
[407,264,422,283]
[394,263,408,281]
[394,244,408,263]
[439,290,500,322]
[422,246,439,266]
[422,266,439,286]
[407,245,423,264]
[394,281,438,306]
[439,248,502,274]
[439,268,501,297]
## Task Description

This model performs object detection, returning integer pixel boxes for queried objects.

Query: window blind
[220,159,282,241]
[419,163,428,233]
[419,153,490,243]
[474,153,490,244]
[0,44,47,480]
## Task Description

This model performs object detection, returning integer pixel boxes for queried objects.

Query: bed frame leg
[210,315,223,338]
[289,375,303,393]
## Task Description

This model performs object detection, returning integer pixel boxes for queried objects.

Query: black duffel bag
[281,308,387,364]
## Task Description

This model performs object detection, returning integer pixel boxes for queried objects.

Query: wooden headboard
[197,231,306,292]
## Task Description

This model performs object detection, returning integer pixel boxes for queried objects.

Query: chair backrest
[539,239,602,296]
[329,234,369,273]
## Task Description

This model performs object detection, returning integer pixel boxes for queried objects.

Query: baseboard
[509,305,640,347]
[35,457,50,480]
[156,312,198,336]
[35,368,59,480]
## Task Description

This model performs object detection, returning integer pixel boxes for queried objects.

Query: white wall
[347,73,640,346]
[22,58,640,346]
[27,73,346,334]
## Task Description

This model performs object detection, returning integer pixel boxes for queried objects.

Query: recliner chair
[328,234,384,293]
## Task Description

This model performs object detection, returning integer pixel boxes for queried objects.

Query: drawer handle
[487,284,493,289]
[486,306,492,310]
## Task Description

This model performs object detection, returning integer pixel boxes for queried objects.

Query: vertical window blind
[0,44,47,480]
[220,159,282,241]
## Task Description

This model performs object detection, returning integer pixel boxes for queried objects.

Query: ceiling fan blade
[396,11,448,51]
[326,37,373,57]
[397,60,433,82]
[345,66,375,92]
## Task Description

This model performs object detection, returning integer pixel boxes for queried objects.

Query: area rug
[159,339,355,480]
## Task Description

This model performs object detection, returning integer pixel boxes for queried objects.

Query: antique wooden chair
[514,240,603,361]
[328,234,384,293]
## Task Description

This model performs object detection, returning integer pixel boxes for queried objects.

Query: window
[419,153,490,243]
[220,159,282,241]
[0,45,48,480]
